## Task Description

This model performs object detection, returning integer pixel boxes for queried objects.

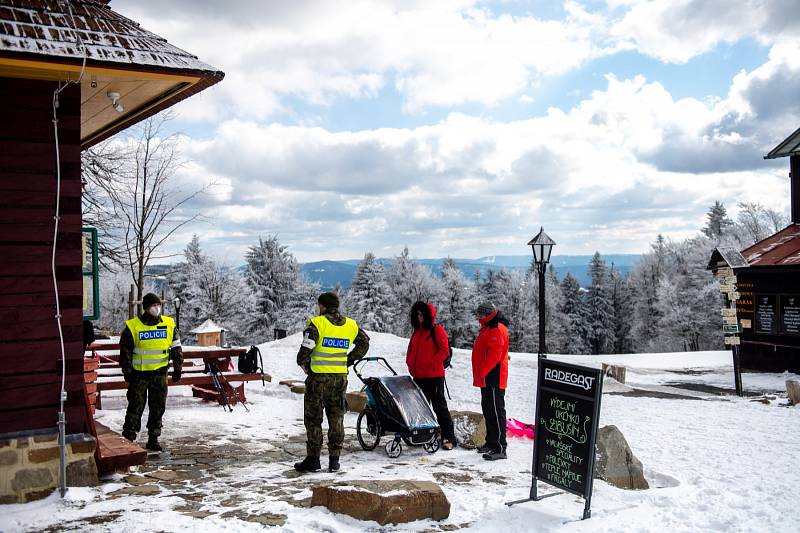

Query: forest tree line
[95,200,785,355]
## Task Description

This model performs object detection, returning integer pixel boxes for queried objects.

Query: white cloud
[156,52,794,262]
[113,0,617,118]
[610,0,800,63]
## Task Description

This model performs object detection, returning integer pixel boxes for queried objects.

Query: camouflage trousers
[304,373,347,457]
[122,372,168,440]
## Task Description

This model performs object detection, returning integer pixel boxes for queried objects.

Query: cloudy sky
[112,0,800,263]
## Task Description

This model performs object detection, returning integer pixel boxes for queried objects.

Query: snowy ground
[2,332,799,532]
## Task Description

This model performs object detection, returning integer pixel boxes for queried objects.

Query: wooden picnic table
[85,344,271,408]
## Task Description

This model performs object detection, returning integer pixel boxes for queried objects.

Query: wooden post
[128,284,135,319]
[787,379,800,405]
[732,345,743,397]
[602,364,626,384]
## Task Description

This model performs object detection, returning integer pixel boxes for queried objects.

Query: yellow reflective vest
[309,315,359,374]
[126,315,175,371]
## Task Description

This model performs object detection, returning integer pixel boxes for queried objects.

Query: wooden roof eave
[0,53,224,150]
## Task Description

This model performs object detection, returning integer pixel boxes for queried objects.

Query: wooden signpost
[714,267,742,395]
[507,359,603,520]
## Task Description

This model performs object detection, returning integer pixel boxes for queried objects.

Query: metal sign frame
[507,358,604,520]
[82,227,100,321]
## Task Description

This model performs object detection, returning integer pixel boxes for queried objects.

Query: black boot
[482,449,507,461]
[294,456,321,473]
[476,445,492,454]
[122,431,136,442]
[145,437,163,452]
[328,456,340,472]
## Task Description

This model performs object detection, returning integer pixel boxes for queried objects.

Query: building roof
[190,319,225,335]
[706,247,749,271]
[764,126,800,159]
[740,223,800,267]
[0,0,224,147]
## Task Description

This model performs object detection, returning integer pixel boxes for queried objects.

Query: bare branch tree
[100,112,211,313]
[81,141,130,269]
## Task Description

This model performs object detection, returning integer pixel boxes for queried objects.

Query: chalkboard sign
[781,295,800,335]
[531,359,603,519]
[755,295,777,334]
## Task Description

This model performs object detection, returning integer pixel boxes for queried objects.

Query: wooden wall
[737,270,800,372]
[0,77,87,435]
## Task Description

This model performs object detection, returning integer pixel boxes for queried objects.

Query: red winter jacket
[406,304,449,379]
[471,311,509,389]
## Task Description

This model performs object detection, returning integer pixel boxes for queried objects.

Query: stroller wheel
[423,438,440,454]
[385,438,402,458]
[356,409,381,451]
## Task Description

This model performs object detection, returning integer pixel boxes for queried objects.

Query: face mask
[148,305,162,317]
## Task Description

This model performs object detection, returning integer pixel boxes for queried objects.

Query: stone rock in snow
[450,410,486,449]
[594,425,649,490]
[311,479,450,525]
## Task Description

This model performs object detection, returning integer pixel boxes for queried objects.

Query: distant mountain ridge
[301,254,640,290]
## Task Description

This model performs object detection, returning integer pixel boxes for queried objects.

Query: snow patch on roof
[190,319,225,334]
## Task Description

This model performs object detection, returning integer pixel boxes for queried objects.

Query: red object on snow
[506,418,535,439]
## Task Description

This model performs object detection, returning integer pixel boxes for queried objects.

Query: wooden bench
[86,344,271,408]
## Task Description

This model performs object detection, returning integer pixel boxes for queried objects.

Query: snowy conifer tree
[436,258,477,349]
[169,236,255,344]
[243,235,302,340]
[345,252,395,332]
[387,247,438,336]
[608,265,633,353]
[701,201,734,240]
[559,272,589,354]
[586,252,615,354]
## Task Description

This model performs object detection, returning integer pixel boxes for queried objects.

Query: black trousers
[481,386,507,452]
[413,377,456,442]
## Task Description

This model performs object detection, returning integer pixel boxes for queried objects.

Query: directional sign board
[724,336,741,345]
[723,324,741,334]
[721,308,737,317]
[722,316,738,326]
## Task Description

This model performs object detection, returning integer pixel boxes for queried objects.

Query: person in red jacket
[471,302,510,460]
[406,301,457,450]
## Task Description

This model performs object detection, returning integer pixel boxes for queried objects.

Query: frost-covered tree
[559,272,589,354]
[387,247,438,336]
[585,252,614,354]
[244,235,301,339]
[168,236,255,344]
[701,201,734,240]
[629,235,668,351]
[346,252,395,332]
[608,265,633,354]
[436,258,477,349]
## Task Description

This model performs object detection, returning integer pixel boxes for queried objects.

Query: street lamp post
[173,297,181,333]
[528,227,556,359]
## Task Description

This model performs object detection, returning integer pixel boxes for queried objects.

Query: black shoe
[294,456,321,473]
[483,450,507,461]
[145,438,163,452]
[476,445,492,454]
[328,456,340,472]
[122,432,136,442]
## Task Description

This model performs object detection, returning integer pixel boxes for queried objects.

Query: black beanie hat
[318,292,340,310]
[142,293,162,309]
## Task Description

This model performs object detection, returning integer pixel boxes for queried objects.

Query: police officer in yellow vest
[295,292,369,473]
[120,293,183,451]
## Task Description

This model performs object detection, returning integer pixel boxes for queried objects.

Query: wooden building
[0,0,222,501]
[708,128,800,372]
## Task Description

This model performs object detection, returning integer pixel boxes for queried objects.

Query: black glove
[122,368,132,383]
[172,368,182,383]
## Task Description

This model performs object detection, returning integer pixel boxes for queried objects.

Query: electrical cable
[52,0,88,498]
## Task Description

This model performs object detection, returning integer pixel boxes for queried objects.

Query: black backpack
[432,324,454,369]
[238,345,263,375]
